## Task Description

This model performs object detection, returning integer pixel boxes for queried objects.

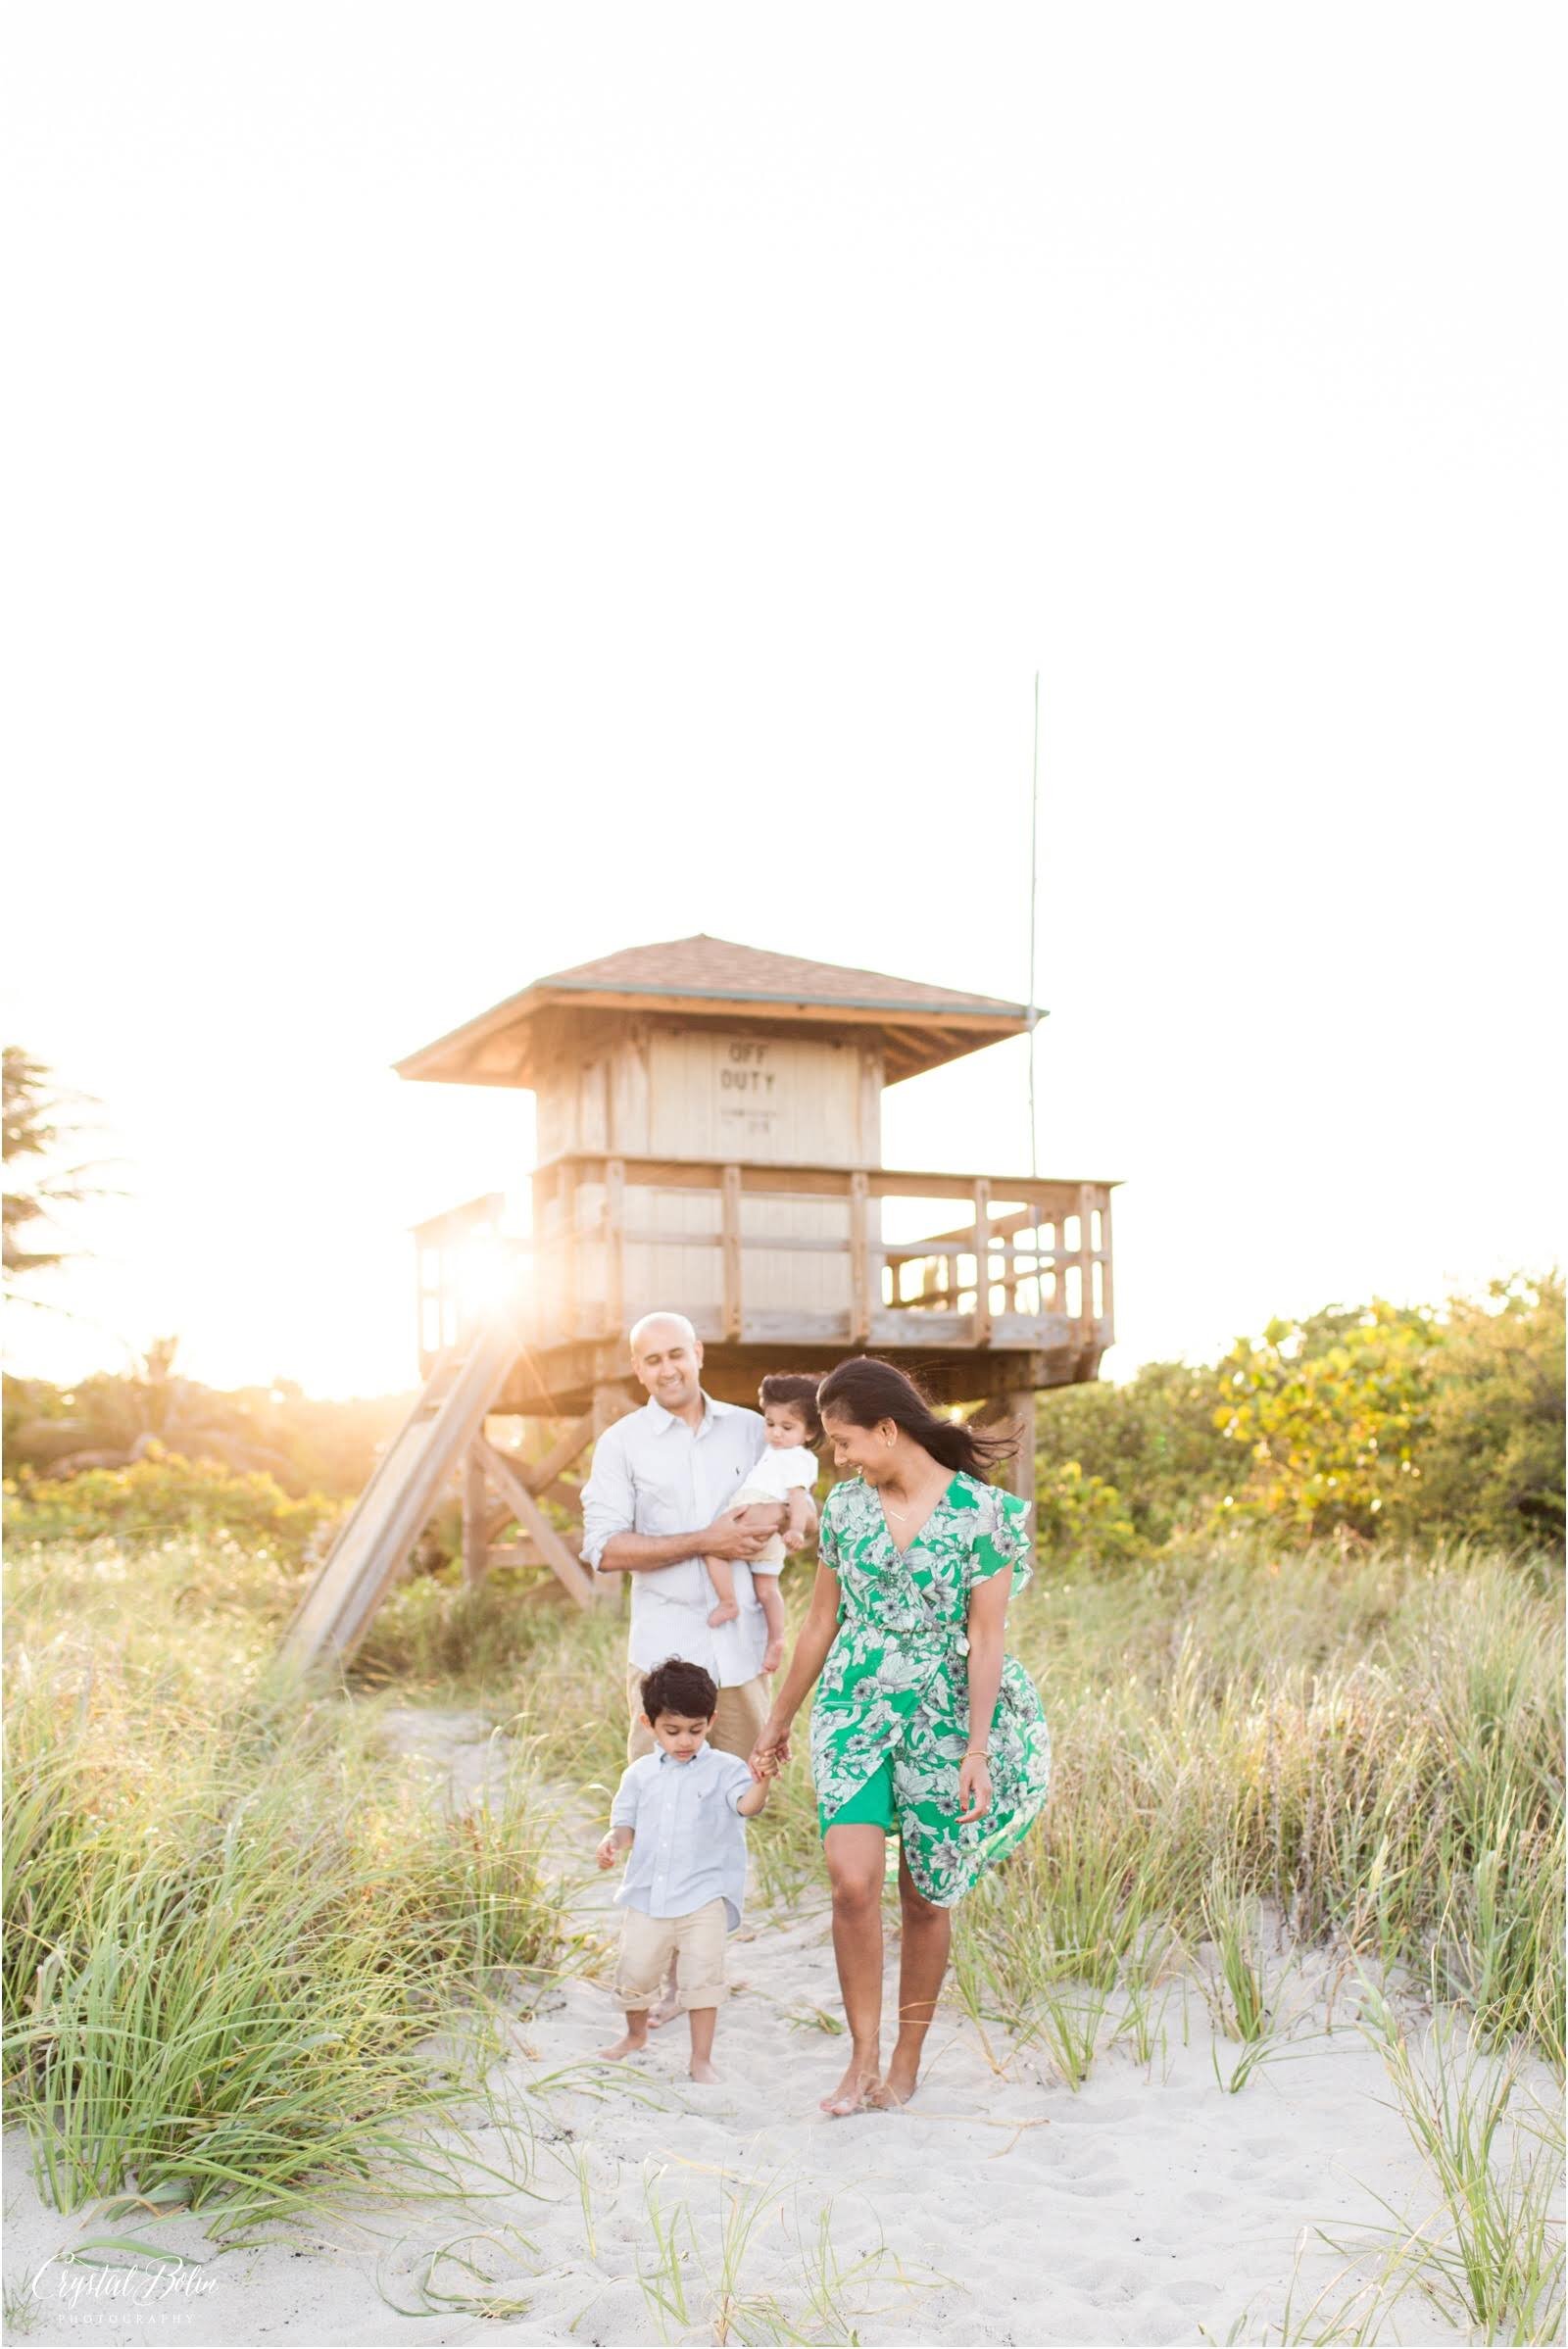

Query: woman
[750,1357,1051,2116]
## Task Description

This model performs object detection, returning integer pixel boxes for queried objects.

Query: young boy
[704,1373,822,1672]
[597,1657,769,2082]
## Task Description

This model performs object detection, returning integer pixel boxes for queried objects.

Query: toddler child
[597,1657,769,2082]
[705,1373,821,1672]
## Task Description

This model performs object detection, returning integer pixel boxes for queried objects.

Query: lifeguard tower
[281,935,1117,1670]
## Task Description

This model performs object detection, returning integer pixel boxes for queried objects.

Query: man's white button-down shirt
[579,1394,769,1684]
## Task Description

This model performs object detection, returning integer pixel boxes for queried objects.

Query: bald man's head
[629,1310,697,1353]
[629,1310,705,1417]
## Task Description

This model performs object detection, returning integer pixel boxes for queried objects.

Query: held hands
[956,1751,993,1825]
[748,1722,793,1782]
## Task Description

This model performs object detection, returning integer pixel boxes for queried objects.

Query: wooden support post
[1003,1387,1037,1511]
[559,1164,577,1342]
[524,1411,597,1495]
[462,1440,489,1589]
[972,1179,993,1347]
[1099,1186,1114,1346]
[849,1170,870,1345]
[475,1437,600,1609]
[721,1164,743,1342]
[593,1381,635,1439]
[604,1157,625,1339]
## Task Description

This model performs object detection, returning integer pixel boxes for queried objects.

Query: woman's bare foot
[689,2057,721,2084]
[597,2028,649,2061]
[646,1989,682,2030]
[819,2052,881,2116]
[708,1600,739,1626]
[868,2049,921,2108]
[761,1637,784,1673]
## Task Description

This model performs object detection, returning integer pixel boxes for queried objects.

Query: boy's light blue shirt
[610,1744,756,1931]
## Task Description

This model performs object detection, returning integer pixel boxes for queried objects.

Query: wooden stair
[278,1305,585,1673]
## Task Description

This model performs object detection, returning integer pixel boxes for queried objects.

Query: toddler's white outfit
[729,1443,817,1564]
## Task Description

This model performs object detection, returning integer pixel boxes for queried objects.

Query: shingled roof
[535,935,1024,1017]
[396,933,1033,1088]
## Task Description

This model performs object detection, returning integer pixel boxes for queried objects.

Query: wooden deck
[415,1155,1115,1413]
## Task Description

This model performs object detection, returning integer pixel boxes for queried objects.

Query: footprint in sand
[1165,2276,1221,2307]
[1052,2253,1141,2300]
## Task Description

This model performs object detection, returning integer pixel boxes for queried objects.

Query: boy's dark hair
[759,1373,823,1446]
[639,1656,718,1723]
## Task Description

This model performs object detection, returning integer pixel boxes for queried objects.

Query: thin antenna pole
[1026,669,1041,1178]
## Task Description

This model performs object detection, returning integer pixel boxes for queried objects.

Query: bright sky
[5,7,1562,1399]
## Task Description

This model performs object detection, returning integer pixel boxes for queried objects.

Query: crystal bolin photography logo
[27,2246,221,2325]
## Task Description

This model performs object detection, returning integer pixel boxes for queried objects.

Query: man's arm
[597,1505,786,1577]
[579,1422,636,1575]
[580,1416,786,1579]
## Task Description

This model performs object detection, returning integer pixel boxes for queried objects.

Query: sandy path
[4,1706,1552,2346]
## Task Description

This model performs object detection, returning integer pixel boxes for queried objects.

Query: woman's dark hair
[815,1356,1017,1477]
[758,1373,823,1446]
[639,1657,718,1723]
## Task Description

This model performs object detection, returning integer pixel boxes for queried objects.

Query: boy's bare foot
[597,2030,649,2061]
[819,2054,881,2117]
[708,1600,739,1626]
[688,2057,721,2084]
[761,1638,784,1673]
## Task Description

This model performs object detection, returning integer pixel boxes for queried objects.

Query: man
[581,1310,817,1763]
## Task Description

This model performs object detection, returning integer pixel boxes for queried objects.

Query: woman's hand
[956,1751,993,1825]
[595,1832,620,1870]
[750,1721,793,1780]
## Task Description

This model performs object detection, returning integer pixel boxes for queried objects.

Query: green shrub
[1030,1274,1563,1564]
[1031,1457,1144,1571]
[1411,1274,1565,1549]
[3,1448,340,1564]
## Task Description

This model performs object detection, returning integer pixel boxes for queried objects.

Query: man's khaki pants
[625,1664,770,1764]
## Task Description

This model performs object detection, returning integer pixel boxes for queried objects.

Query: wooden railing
[416,1159,1113,1371]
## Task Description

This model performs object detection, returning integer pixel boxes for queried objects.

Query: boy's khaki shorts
[613,1897,728,2011]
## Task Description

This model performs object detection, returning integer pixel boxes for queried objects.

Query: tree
[2,1048,122,1311]
[1411,1273,1565,1549]
[1210,1299,1437,1542]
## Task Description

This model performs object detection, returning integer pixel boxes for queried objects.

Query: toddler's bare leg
[598,2010,651,2060]
[757,1573,786,1672]
[688,2005,720,2083]
[705,1553,739,1627]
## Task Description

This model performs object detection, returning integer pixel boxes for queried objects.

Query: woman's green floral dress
[808,1470,1052,1906]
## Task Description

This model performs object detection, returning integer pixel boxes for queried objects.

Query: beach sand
[5,1706,1557,2347]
